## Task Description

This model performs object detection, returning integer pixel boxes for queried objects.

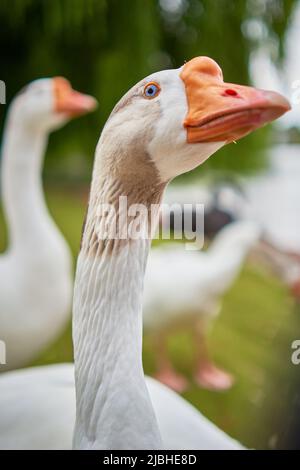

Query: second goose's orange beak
[53,77,97,117]
[180,57,291,144]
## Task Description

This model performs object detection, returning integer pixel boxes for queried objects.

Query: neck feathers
[73,139,165,449]
[81,133,165,258]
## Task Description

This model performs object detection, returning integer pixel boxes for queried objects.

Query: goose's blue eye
[144,82,160,99]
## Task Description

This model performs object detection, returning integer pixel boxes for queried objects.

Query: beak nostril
[224,88,239,97]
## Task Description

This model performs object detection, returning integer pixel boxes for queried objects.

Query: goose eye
[144,82,160,99]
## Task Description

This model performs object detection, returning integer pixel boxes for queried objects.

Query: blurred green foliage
[0,0,296,179]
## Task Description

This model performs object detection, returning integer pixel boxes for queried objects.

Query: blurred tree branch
[0,0,297,179]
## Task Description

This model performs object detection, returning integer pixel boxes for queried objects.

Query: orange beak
[53,77,97,117]
[180,57,291,144]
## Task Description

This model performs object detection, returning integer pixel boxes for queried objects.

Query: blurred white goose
[143,220,260,392]
[0,78,97,369]
[161,181,247,239]
[0,57,289,449]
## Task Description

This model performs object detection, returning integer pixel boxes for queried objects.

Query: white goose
[0,57,289,449]
[0,78,97,369]
[143,220,261,392]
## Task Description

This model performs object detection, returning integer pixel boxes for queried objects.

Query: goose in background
[160,182,247,240]
[251,238,300,301]
[163,175,300,302]
[143,220,261,392]
[243,145,300,256]
[0,56,289,449]
[248,3,300,257]
[0,78,97,370]
[239,146,300,298]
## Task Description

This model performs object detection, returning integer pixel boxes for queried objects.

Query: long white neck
[73,143,164,449]
[1,113,57,252]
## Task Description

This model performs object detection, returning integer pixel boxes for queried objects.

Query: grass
[1,185,300,449]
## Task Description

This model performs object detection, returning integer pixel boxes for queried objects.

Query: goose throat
[73,140,166,449]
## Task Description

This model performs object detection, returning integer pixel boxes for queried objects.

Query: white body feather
[0,364,243,450]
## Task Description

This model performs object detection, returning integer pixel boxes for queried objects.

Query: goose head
[10,77,97,131]
[101,56,290,184]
